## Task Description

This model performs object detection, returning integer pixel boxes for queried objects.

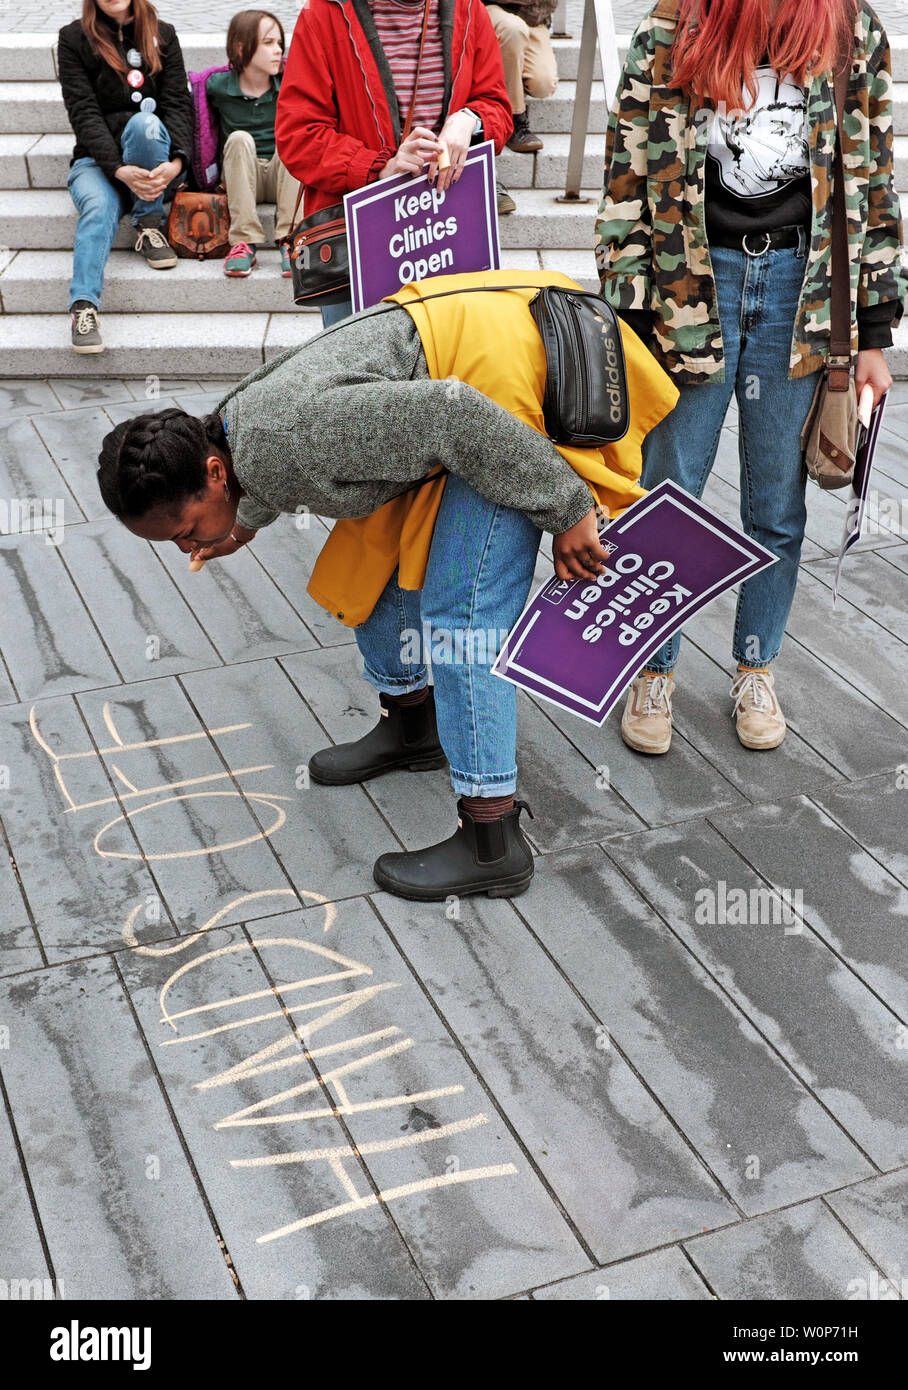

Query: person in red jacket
[275,0,513,324]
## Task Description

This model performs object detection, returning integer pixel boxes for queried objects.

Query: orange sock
[737,664,770,673]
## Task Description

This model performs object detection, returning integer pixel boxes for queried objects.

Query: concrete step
[3,31,907,84]
[0,76,613,138]
[0,129,610,193]
[1,293,904,380]
[0,248,300,313]
[0,31,614,83]
[0,185,608,252]
[0,245,552,315]
[0,309,323,377]
[0,188,287,248]
[6,128,906,198]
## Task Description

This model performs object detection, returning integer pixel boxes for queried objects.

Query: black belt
[711,225,806,254]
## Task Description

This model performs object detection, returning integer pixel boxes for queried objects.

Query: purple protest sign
[492,480,778,725]
[344,140,499,313]
[833,392,888,606]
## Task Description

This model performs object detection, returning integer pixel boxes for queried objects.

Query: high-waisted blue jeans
[640,231,822,672]
[67,112,181,309]
[354,473,542,797]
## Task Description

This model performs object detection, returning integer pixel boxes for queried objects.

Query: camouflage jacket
[595,0,908,385]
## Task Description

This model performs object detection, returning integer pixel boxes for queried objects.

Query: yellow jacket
[308,268,679,627]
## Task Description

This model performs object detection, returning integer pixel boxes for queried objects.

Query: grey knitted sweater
[218,303,594,536]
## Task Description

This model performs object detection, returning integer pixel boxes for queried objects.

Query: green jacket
[595,0,908,385]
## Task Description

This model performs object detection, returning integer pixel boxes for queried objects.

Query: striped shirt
[368,0,446,132]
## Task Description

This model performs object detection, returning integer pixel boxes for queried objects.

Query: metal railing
[559,0,621,201]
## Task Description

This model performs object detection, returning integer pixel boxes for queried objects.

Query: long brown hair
[672,0,858,109]
[81,0,163,76]
[226,10,285,73]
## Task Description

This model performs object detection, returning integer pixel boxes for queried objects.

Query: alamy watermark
[694,879,805,930]
[0,497,65,546]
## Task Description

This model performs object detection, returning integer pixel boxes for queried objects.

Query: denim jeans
[67,112,179,309]
[354,472,541,796]
[640,231,822,672]
[319,296,354,328]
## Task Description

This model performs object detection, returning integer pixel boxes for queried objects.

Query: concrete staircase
[0,29,905,376]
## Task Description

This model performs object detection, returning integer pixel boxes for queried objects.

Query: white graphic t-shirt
[704,64,812,241]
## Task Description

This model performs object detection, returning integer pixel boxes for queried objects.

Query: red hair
[81,0,162,76]
[671,0,858,109]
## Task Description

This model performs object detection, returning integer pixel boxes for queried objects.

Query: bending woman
[596,0,906,754]
[96,270,676,902]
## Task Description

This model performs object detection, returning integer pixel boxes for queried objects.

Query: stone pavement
[0,374,906,1300]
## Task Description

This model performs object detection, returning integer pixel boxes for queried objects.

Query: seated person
[58,0,192,355]
[483,0,559,152]
[201,9,302,277]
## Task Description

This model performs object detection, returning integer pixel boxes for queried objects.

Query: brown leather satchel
[166,190,231,260]
[800,53,859,489]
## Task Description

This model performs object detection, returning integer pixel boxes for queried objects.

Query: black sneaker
[70,300,103,354]
[134,215,178,269]
[496,180,516,215]
[508,111,543,153]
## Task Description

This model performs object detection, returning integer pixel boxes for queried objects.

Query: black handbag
[366,282,631,447]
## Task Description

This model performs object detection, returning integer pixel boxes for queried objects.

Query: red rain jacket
[275,0,512,218]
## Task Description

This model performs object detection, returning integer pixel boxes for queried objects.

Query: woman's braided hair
[97,407,229,523]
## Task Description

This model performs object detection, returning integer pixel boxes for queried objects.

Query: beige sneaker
[730,667,787,749]
[620,670,675,754]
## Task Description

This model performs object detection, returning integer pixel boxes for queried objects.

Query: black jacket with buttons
[57,14,193,181]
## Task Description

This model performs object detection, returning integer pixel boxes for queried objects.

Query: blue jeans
[641,232,822,672]
[354,473,541,796]
[319,296,354,327]
[67,113,179,309]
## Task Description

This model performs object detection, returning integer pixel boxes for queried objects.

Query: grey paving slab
[825,1171,908,1296]
[373,888,737,1262]
[0,378,60,420]
[121,902,589,1298]
[514,694,645,850]
[531,1247,714,1299]
[799,549,908,647]
[0,414,85,531]
[179,657,406,902]
[230,515,357,649]
[872,419,908,490]
[680,590,908,780]
[278,642,473,853]
[260,900,592,1296]
[0,694,179,961]
[517,846,875,1212]
[57,519,224,683]
[710,795,908,1019]
[811,774,908,889]
[0,1100,52,1292]
[116,914,429,1300]
[683,1199,882,1301]
[47,379,136,411]
[0,953,239,1298]
[124,379,207,400]
[0,534,122,701]
[73,674,317,939]
[31,404,122,522]
[529,693,748,829]
[101,395,181,424]
[664,634,844,800]
[151,536,320,667]
[609,821,908,1168]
